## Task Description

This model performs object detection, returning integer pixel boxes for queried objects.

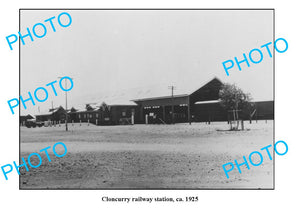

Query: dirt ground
[20,121,274,189]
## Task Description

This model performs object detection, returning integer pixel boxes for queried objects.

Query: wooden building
[132,78,274,124]
[254,101,274,120]
[20,114,34,126]
[133,78,224,124]
[32,77,274,126]
[69,103,140,125]
[36,106,66,123]
[193,100,274,123]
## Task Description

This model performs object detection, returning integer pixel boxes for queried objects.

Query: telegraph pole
[58,76,73,131]
[65,78,68,131]
[168,86,176,124]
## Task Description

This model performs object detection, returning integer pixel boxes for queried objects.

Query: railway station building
[132,77,224,124]
[32,77,274,125]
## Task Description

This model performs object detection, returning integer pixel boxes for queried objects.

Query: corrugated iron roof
[71,76,222,109]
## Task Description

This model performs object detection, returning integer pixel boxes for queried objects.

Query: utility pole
[58,76,73,131]
[168,86,176,124]
[65,78,68,131]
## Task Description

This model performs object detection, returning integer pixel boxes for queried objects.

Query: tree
[85,104,94,111]
[219,83,254,130]
[100,102,110,112]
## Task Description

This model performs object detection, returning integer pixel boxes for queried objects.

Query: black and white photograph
[20,9,274,189]
[3,0,300,217]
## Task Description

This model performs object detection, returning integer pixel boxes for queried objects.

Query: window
[122,111,126,117]
[78,114,81,119]
[96,113,99,118]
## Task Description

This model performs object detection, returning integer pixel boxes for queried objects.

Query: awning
[195,100,220,105]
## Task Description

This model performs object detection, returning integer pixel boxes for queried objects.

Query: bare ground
[20,121,274,189]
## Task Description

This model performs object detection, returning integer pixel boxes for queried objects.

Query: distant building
[69,102,139,125]
[20,114,34,126]
[36,106,66,123]
[254,101,274,120]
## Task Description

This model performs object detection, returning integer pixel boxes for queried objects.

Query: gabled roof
[20,114,34,119]
[36,112,52,116]
[49,106,65,113]
[36,106,65,116]
[132,77,222,102]
[189,77,222,96]
[132,94,189,102]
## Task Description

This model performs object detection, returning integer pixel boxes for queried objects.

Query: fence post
[131,112,134,125]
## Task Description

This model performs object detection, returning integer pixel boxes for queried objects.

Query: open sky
[20,9,273,115]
